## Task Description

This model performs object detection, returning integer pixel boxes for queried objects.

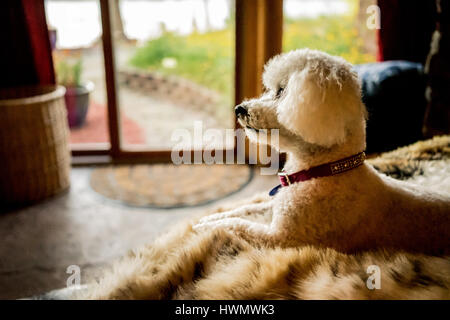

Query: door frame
[70,0,283,165]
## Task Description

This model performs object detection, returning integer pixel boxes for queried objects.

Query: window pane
[113,0,235,150]
[45,0,110,146]
[283,0,377,64]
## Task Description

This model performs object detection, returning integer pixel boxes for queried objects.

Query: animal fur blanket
[80,136,450,300]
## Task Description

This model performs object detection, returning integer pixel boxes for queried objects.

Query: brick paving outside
[70,44,234,149]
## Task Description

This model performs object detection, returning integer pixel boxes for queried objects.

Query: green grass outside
[129,14,376,110]
[130,30,233,102]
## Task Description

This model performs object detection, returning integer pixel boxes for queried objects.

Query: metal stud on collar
[278,171,291,185]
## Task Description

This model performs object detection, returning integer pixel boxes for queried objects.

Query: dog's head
[236,49,367,153]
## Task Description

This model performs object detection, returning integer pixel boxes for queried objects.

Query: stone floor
[0,166,277,299]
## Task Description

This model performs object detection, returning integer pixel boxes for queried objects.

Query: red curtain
[377,0,437,64]
[0,0,54,88]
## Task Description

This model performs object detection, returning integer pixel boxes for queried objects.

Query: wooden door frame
[71,0,283,165]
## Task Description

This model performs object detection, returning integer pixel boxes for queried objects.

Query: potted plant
[56,58,94,128]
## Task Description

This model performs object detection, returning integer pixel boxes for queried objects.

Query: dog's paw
[198,214,220,224]
[192,221,217,232]
[192,222,203,232]
[198,211,238,224]
[193,216,235,232]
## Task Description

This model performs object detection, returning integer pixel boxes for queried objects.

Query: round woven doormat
[90,164,253,208]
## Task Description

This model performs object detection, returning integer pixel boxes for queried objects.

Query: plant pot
[64,81,94,128]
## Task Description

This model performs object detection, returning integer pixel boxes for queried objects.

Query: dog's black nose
[235,104,248,117]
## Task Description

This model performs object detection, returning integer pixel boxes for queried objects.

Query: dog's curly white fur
[194,49,450,255]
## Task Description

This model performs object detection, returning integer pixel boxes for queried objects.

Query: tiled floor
[0,166,277,299]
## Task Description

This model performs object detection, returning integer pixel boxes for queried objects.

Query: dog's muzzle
[235,104,248,118]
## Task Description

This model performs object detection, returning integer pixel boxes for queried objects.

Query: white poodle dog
[194,49,450,255]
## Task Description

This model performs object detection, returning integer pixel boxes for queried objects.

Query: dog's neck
[283,144,364,173]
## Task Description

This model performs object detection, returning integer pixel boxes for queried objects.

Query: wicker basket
[0,85,71,205]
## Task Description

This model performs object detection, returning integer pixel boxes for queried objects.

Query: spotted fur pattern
[81,215,450,300]
[80,136,450,300]
[368,135,450,181]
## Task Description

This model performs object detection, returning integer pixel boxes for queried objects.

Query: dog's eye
[276,87,284,98]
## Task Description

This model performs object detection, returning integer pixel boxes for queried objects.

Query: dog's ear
[277,68,364,147]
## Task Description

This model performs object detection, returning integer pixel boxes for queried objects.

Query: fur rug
[81,136,450,300]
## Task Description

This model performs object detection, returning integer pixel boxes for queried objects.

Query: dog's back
[274,164,450,255]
